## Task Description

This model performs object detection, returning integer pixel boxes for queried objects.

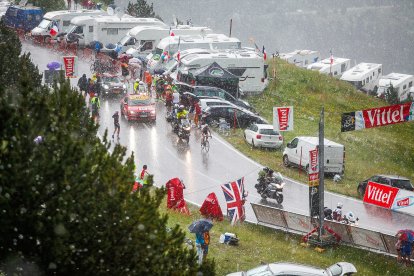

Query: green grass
[224,60,414,198]
[162,203,411,275]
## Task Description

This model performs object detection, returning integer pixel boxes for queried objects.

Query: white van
[120,25,212,57]
[147,34,241,74]
[340,63,382,94]
[65,15,167,47]
[377,73,414,101]
[283,136,345,175]
[31,10,105,42]
[307,57,351,78]
[279,50,320,68]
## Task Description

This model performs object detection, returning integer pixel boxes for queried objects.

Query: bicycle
[201,135,211,153]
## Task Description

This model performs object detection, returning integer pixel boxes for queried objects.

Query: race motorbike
[255,171,285,204]
[177,118,191,143]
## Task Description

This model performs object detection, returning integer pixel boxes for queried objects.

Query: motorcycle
[177,118,191,143]
[255,171,285,204]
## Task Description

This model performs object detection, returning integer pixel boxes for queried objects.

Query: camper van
[3,4,43,32]
[120,25,213,57]
[340,63,382,93]
[279,50,320,68]
[65,15,167,47]
[172,50,266,94]
[377,73,414,101]
[146,34,242,74]
[283,136,345,175]
[31,10,105,42]
[307,57,351,78]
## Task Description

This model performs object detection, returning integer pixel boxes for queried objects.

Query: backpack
[203,232,210,245]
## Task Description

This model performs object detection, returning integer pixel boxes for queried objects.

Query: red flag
[177,51,180,61]
[200,192,223,221]
[50,22,58,36]
[330,51,334,65]
[262,45,267,61]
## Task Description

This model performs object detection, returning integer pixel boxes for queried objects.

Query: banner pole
[318,107,325,240]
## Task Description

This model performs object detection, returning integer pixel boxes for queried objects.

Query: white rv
[120,25,213,57]
[30,10,105,41]
[340,63,382,93]
[146,34,242,74]
[172,50,266,94]
[65,15,167,47]
[307,57,351,78]
[377,73,414,101]
[283,136,345,175]
[280,50,320,68]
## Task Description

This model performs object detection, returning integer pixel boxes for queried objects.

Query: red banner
[273,106,294,131]
[309,148,318,173]
[277,107,290,130]
[166,178,185,209]
[362,102,412,129]
[62,56,77,78]
[199,192,223,221]
[308,172,319,187]
[363,181,399,209]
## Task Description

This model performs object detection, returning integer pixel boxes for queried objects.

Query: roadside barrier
[251,202,398,256]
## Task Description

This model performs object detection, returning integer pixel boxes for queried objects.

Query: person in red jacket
[193,100,202,128]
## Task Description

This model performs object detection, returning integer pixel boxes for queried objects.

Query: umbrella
[106,43,116,50]
[188,218,213,233]
[89,41,103,49]
[397,229,414,242]
[47,61,61,70]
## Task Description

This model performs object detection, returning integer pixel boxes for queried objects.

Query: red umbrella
[397,229,414,242]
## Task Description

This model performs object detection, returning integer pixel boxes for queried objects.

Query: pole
[229,19,233,37]
[318,107,325,240]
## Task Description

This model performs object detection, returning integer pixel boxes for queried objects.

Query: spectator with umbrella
[188,219,213,264]
[397,229,414,266]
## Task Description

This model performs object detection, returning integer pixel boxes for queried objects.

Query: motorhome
[172,50,266,94]
[307,56,351,78]
[377,73,414,101]
[31,10,105,41]
[146,34,242,74]
[279,50,320,68]
[340,63,382,93]
[65,15,167,47]
[283,136,345,175]
[120,25,213,57]
[3,4,43,32]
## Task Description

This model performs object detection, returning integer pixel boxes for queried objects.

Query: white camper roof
[44,9,104,20]
[379,73,414,87]
[128,25,212,37]
[70,14,129,25]
[307,56,350,70]
[280,49,319,59]
[94,16,166,26]
[156,33,240,50]
[180,49,261,64]
[340,63,382,81]
[296,136,344,148]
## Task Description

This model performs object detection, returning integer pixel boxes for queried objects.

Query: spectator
[77,73,88,98]
[195,232,205,265]
[193,99,202,128]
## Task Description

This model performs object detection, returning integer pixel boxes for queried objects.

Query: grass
[162,202,411,275]
[223,60,414,198]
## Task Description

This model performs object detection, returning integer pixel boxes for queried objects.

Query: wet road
[22,41,414,235]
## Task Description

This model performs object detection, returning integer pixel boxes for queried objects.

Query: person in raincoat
[195,232,205,264]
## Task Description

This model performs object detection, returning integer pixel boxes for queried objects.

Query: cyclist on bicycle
[201,124,211,144]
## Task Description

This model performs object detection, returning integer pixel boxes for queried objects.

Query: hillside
[226,60,414,197]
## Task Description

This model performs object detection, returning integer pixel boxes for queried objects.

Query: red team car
[120,94,156,122]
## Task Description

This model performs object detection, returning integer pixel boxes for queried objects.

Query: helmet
[179,105,185,109]
[139,81,144,85]
[174,104,179,109]
[263,167,270,173]
[337,202,343,208]
[136,78,140,82]
[346,212,356,223]
[268,169,274,175]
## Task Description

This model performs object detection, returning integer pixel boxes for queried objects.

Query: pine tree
[127,0,162,20]
[32,0,66,13]
[0,23,215,275]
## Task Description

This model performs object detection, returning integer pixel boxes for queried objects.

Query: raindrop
[48,263,57,270]
[54,224,67,236]
[138,224,145,231]
[125,216,130,220]
[20,207,27,214]
[18,234,24,240]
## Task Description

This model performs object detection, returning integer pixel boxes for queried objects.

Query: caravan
[31,10,105,42]
[173,50,266,94]
[3,4,43,32]
[340,63,382,93]
[146,34,241,74]
[279,50,320,68]
[65,15,167,47]
[307,56,351,78]
[120,25,213,57]
[377,73,414,101]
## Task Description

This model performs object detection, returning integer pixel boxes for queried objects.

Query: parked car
[199,98,236,112]
[120,94,156,122]
[203,105,267,129]
[175,82,256,113]
[244,124,283,149]
[101,74,127,96]
[227,261,357,276]
[357,174,414,196]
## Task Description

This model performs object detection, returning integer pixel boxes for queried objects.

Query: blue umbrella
[188,219,213,233]
[47,61,61,70]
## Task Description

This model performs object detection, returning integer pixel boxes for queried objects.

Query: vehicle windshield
[128,97,151,106]
[391,179,413,190]
[38,18,51,29]
[103,76,121,83]
[348,80,363,89]
[259,129,279,135]
[67,24,83,34]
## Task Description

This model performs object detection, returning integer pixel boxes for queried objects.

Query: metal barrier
[251,202,399,256]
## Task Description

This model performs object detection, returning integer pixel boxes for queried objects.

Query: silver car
[100,75,127,96]
[227,262,357,276]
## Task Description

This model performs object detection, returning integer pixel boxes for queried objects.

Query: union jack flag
[221,177,247,225]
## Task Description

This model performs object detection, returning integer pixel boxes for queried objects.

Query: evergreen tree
[127,0,162,20]
[384,83,400,104]
[32,0,66,13]
[0,23,214,275]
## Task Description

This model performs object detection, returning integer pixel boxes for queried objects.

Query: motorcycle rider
[333,202,343,222]
[324,207,333,220]
[342,211,359,225]
[174,105,188,133]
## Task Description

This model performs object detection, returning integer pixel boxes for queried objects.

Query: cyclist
[112,111,120,140]
[201,123,212,145]
[90,95,101,123]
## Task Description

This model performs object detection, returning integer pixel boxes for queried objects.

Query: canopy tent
[181,62,240,97]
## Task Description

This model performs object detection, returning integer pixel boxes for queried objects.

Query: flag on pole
[330,50,334,65]
[262,45,267,61]
[50,21,59,37]
[177,36,181,61]
[169,26,175,36]
[221,177,247,226]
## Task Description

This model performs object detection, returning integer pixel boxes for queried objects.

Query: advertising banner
[308,148,319,217]
[341,102,414,132]
[273,106,294,131]
[392,189,414,212]
[363,181,399,209]
[62,56,78,78]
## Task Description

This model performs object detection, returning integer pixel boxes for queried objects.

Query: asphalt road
[21,41,414,235]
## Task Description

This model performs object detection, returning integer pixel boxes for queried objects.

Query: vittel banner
[273,106,294,131]
[363,181,399,209]
[62,56,78,78]
[341,102,414,132]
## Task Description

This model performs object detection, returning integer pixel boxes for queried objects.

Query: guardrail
[251,202,398,256]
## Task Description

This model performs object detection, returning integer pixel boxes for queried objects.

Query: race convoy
[120,94,156,122]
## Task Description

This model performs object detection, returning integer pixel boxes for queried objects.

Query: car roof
[128,94,150,100]
[200,98,233,104]
[253,123,275,129]
[250,262,326,275]
[206,104,255,115]
[373,175,410,181]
